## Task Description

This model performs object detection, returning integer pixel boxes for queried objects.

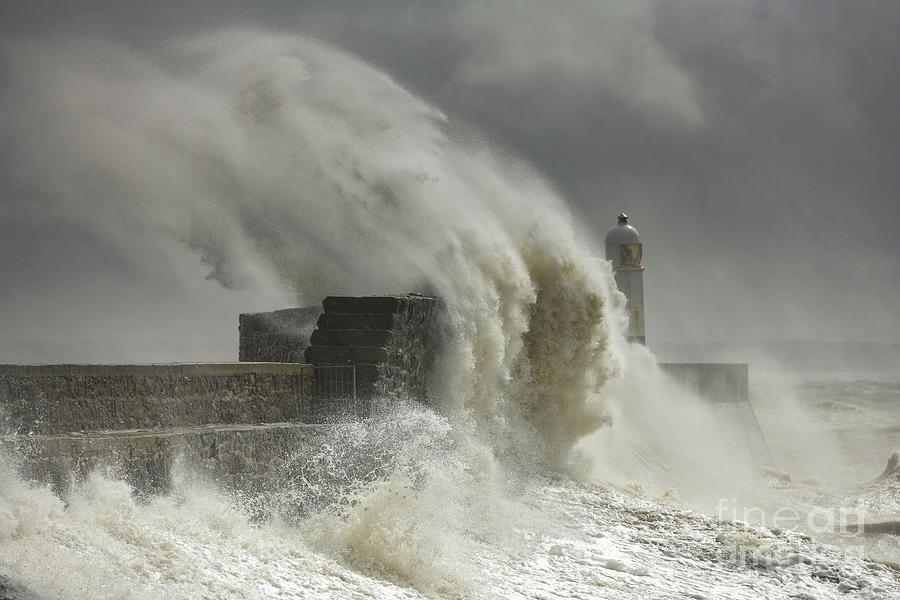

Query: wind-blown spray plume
[0,31,625,466]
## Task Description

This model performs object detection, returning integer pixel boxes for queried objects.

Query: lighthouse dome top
[605,212,641,245]
[605,212,644,270]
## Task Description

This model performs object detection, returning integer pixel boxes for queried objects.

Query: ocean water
[758,372,900,487]
[753,370,900,567]
[1,366,898,599]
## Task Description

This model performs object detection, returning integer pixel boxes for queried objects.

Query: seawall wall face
[0,363,312,435]
[304,295,442,404]
[0,363,357,496]
[657,362,749,403]
[6,423,328,497]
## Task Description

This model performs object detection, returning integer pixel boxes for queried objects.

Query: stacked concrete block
[238,306,321,363]
[304,294,442,405]
[9,423,327,498]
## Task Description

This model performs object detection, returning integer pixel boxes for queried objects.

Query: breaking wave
[1,30,625,469]
[0,30,636,597]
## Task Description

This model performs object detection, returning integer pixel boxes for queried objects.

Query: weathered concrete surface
[315,313,398,331]
[0,363,309,377]
[0,576,38,600]
[0,363,312,434]
[3,423,327,497]
[239,307,321,363]
[310,329,393,347]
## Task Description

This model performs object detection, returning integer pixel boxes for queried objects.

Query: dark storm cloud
[0,0,898,359]
[299,0,900,343]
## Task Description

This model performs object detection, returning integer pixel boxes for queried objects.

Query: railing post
[352,365,358,414]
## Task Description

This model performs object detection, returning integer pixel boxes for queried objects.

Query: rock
[873,451,900,482]
[0,576,40,600]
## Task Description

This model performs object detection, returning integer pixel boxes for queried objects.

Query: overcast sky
[1,1,898,361]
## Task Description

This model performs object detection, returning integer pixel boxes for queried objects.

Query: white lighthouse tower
[606,213,645,343]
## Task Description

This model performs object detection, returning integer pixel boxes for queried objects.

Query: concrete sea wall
[0,294,442,495]
[0,363,312,434]
[239,307,322,363]
[0,363,339,494]
[239,295,442,406]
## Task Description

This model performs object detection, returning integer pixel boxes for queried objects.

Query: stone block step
[304,345,388,366]
[310,329,393,347]
[322,296,408,314]
[316,313,397,331]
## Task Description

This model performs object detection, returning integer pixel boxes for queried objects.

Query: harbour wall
[0,297,773,495]
[0,294,440,495]
[239,307,321,363]
[0,363,312,434]
[0,363,343,495]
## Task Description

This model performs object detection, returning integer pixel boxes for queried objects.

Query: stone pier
[0,363,339,494]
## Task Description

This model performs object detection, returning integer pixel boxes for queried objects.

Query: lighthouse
[606,213,645,344]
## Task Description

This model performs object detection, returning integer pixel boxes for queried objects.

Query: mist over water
[582,346,760,507]
[0,29,898,599]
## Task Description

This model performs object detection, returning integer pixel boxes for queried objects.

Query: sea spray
[1,31,624,472]
[1,30,899,598]
[581,345,763,509]
[289,405,495,592]
[2,29,853,593]
[0,405,535,597]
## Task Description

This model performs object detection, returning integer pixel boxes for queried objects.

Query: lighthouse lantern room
[605,213,646,344]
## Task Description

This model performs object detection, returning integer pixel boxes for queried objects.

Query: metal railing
[301,365,358,417]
